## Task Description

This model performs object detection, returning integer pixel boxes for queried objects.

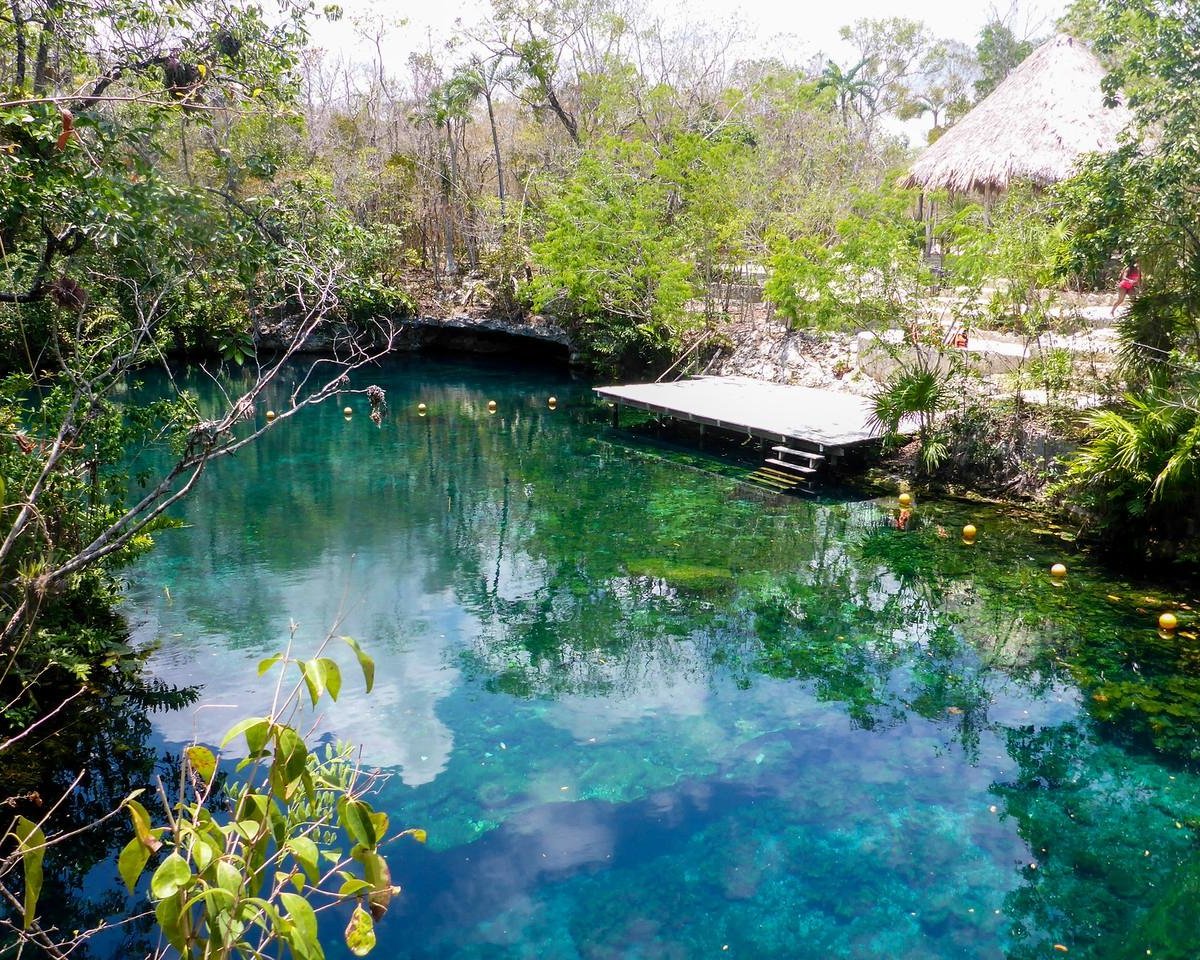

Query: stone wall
[712,317,871,394]
[258,313,574,362]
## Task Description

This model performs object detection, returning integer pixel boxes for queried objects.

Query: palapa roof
[902,34,1131,194]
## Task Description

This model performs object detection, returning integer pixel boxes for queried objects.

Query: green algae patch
[625,559,733,591]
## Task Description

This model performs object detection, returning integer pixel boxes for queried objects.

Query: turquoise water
[125,355,1200,959]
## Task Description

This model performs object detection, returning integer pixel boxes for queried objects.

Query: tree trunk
[443,121,458,276]
[32,24,50,94]
[544,85,579,144]
[484,90,506,223]
[10,0,27,90]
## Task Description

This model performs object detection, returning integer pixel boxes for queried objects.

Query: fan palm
[867,354,954,472]
[1066,375,1200,507]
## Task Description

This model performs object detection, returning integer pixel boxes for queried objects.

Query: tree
[974,14,1035,99]
[529,140,702,370]
[899,39,978,134]
[0,0,412,827]
[0,0,417,952]
[462,55,517,221]
[815,57,875,129]
[837,17,936,131]
[1053,0,1200,553]
[478,0,593,145]
[414,76,477,275]
[764,185,931,330]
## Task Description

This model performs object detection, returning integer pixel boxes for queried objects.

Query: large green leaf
[299,658,326,705]
[221,716,270,751]
[339,798,377,849]
[341,636,375,693]
[117,836,152,893]
[12,816,45,930]
[280,891,321,958]
[287,835,320,883]
[150,852,193,899]
[318,658,342,701]
[155,893,187,953]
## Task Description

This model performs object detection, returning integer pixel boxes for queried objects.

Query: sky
[307,0,1070,141]
[310,0,1069,63]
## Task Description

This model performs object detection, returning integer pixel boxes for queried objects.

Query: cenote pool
[123,355,1200,960]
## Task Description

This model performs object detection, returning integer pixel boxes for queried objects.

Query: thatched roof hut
[902,34,1130,194]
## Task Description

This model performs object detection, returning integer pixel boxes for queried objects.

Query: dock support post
[611,403,619,427]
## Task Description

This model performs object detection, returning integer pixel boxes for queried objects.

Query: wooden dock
[594,376,884,453]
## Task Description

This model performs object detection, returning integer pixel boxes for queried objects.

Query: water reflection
[119,356,1200,960]
[0,673,193,958]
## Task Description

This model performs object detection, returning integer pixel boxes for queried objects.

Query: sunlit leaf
[286,835,320,882]
[118,836,152,893]
[318,657,342,701]
[150,852,193,900]
[341,635,374,693]
[345,904,376,956]
[221,716,269,750]
[126,798,162,852]
[185,744,217,784]
[12,817,44,929]
[300,658,326,705]
[339,798,377,849]
[280,891,319,948]
[257,655,282,676]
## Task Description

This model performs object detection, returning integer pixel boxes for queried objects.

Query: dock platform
[594,376,884,452]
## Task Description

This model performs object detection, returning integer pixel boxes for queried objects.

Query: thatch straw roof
[902,34,1130,194]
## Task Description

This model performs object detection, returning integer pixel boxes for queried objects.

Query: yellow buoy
[417,402,427,413]
[487,400,497,413]
[898,492,913,508]
[343,406,353,416]
[1050,562,1067,579]
[265,410,276,422]
[962,523,976,544]
[1159,611,1179,632]
[548,396,557,409]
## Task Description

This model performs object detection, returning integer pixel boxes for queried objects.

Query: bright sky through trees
[309,0,1068,142]
[311,0,1068,65]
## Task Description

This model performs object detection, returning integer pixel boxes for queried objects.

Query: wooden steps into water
[764,458,817,475]
[771,445,826,465]
[744,466,816,495]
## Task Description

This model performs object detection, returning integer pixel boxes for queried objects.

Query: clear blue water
[124,355,1200,960]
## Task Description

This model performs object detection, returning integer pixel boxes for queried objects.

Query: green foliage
[106,636,420,960]
[867,353,957,472]
[1060,375,1200,553]
[0,0,411,750]
[836,18,936,126]
[1050,0,1200,555]
[974,20,1035,99]
[765,185,929,330]
[948,189,1063,287]
[1053,0,1200,368]
[531,137,740,370]
[0,365,194,727]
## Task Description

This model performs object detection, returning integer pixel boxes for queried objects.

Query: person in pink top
[1112,261,1141,316]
